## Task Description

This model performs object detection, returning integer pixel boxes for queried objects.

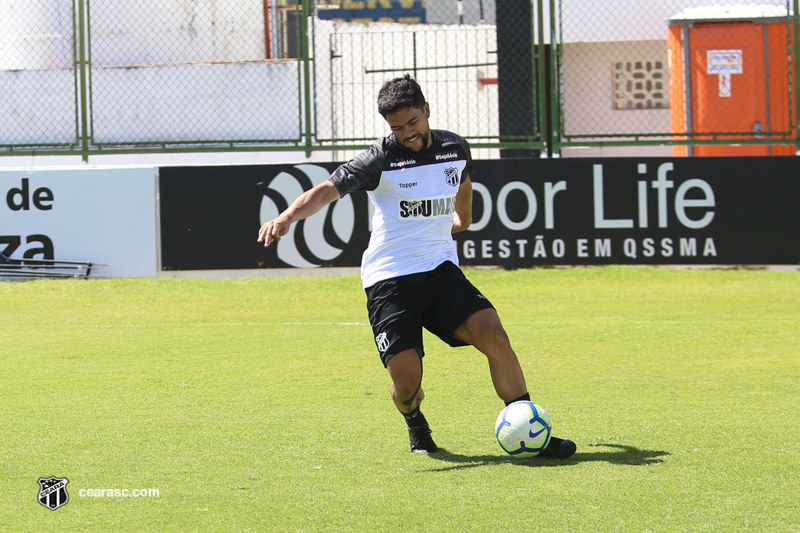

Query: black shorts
[365,261,495,366]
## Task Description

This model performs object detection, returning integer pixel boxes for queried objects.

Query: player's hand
[257,218,290,247]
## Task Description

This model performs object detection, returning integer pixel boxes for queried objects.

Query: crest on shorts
[444,167,459,187]
[38,476,69,511]
[375,332,390,353]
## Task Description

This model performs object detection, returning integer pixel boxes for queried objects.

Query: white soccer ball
[495,401,552,456]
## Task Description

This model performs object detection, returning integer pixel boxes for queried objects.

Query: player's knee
[391,374,421,400]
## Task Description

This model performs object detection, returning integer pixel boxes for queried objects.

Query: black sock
[505,392,531,406]
[401,405,429,429]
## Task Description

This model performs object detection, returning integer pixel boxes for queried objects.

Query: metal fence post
[76,0,90,162]
[535,0,550,156]
[548,0,561,154]
[301,0,313,157]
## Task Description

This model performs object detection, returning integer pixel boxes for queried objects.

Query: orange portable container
[668,5,795,156]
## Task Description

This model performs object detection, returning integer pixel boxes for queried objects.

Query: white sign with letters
[1,167,160,277]
[707,49,743,97]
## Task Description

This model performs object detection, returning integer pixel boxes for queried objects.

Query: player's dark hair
[377,74,426,117]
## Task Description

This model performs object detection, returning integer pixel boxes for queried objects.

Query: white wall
[313,19,500,145]
[0,68,76,145]
[0,0,73,69]
[91,60,301,143]
[89,0,267,65]
[561,40,671,137]
[559,0,787,42]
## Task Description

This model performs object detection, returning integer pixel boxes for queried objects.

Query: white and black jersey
[330,130,473,288]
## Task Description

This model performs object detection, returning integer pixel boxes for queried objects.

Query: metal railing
[0,0,797,161]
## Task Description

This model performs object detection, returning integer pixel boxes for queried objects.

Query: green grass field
[2,267,799,531]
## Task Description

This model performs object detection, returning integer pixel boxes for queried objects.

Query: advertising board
[1,167,160,277]
[159,157,800,271]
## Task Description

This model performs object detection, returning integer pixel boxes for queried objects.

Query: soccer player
[258,74,576,458]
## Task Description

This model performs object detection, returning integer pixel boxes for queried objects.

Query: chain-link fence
[0,0,79,151]
[88,1,303,147]
[555,0,797,155]
[0,0,797,159]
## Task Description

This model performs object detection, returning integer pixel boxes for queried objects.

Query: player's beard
[406,131,429,152]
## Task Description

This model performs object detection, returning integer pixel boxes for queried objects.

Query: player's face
[385,104,431,152]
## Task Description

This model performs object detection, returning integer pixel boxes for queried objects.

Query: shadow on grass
[422,443,670,472]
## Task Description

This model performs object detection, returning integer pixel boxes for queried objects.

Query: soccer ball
[495,401,552,457]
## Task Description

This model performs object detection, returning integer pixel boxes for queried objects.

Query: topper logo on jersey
[399,196,456,219]
[259,165,355,268]
[444,167,459,187]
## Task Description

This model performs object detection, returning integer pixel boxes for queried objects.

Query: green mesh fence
[553,0,797,154]
[0,0,796,158]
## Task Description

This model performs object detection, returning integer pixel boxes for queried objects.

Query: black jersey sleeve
[463,140,474,178]
[329,140,386,197]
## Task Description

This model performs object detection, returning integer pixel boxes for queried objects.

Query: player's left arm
[452,174,473,233]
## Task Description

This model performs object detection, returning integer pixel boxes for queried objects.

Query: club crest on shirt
[444,167,459,187]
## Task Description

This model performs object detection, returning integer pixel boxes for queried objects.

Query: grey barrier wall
[159,157,800,271]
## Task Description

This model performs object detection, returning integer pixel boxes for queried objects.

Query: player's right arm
[257,179,341,247]
[259,141,383,247]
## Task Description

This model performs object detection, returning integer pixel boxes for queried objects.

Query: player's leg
[453,308,526,403]
[422,262,526,402]
[425,262,576,459]
[386,348,425,413]
[454,308,576,459]
[366,272,437,453]
[386,349,437,453]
